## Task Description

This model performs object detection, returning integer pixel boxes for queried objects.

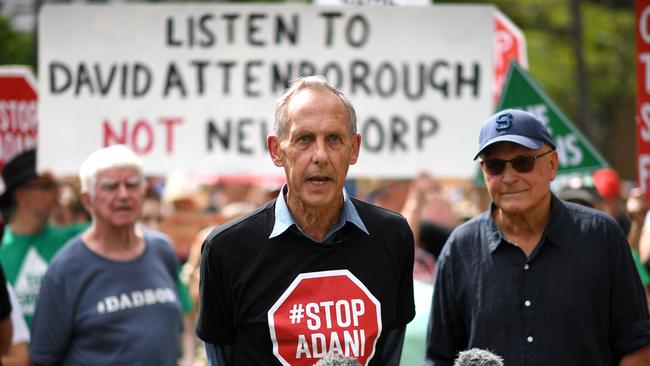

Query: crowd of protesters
[0,77,649,365]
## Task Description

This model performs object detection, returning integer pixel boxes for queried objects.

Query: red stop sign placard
[0,67,38,170]
[493,11,527,106]
[268,270,382,366]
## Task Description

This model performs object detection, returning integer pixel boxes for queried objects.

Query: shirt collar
[539,194,568,247]
[485,193,564,253]
[269,185,369,241]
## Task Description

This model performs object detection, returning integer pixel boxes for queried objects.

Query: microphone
[453,348,504,366]
[314,351,360,366]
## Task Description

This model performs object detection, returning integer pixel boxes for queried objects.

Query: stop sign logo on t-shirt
[268,269,382,366]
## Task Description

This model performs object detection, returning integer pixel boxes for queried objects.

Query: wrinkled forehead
[288,88,347,115]
[95,166,143,181]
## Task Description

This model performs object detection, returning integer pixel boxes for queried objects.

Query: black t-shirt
[420,221,452,259]
[196,198,415,365]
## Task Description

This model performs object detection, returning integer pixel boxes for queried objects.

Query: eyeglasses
[98,177,143,193]
[480,150,554,176]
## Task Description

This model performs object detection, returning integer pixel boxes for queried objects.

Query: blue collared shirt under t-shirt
[269,186,368,243]
[203,187,414,366]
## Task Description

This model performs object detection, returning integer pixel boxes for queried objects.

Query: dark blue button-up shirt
[426,195,650,366]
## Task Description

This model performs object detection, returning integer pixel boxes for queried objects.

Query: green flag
[497,61,608,174]
[474,62,608,185]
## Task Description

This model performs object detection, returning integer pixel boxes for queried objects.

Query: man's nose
[116,183,131,196]
[501,162,518,182]
[312,139,328,164]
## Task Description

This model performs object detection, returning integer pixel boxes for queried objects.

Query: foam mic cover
[453,348,504,366]
[314,351,360,366]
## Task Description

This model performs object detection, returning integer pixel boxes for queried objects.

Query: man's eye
[328,135,342,143]
[126,178,142,189]
[101,182,118,191]
[126,182,141,190]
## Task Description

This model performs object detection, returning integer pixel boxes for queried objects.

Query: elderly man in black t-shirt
[426,109,650,366]
[196,76,415,366]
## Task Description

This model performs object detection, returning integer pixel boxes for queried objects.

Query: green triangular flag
[497,61,608,174]
[474,62,608,185]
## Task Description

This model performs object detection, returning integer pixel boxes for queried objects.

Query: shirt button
[524,300,531,307]
[527,336,534,343]
[524,264,530,270]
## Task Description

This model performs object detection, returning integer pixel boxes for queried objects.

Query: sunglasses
[480,150,554,176]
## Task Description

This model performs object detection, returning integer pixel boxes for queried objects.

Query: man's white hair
[79,145,144,197]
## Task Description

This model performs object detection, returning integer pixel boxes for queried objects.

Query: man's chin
[302,193,340,209]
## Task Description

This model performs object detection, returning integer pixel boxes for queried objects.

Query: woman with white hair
[29,145,183,366]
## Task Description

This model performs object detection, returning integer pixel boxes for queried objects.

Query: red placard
[0,67,38,171]
[637,0,650,196]
[493,10,528,107]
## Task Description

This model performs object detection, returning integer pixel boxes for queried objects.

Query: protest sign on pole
[636,0,650,194]
[0,66,38,171]
[39,4,499,178]
[492,9,527,107]
[497,61,608,174]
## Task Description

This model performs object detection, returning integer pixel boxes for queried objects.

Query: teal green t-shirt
[631,249,650,287]
[0,223,87,326]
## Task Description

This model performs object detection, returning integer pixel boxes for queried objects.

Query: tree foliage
[442,0,635,169]
[0,15,35,68]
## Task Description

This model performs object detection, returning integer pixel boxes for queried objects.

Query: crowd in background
[0,145,648,365]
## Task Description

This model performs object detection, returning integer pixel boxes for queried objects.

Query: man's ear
[349,133,361,165]
[13,187,26,205]
[549,150,559,180]
[79,192,93,214]
[267,135,283,167]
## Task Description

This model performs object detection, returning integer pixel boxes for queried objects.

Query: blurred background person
[49,178,90,227]
[3,283,28,366]
[396,172,481,365]
[0,265,12,360]
[0,149,86,327]
[138,183,196,366]
[398,173,438,366]
[141,185,165,231]
[558,177,650,312]
[592,168,630,234]
[29,145,183,366]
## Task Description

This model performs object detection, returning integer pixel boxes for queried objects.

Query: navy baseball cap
[474,109,556,160]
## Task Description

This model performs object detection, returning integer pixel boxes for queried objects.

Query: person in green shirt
[0,149,87,327]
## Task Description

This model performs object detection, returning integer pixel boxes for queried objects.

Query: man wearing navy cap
[425,109,650,365]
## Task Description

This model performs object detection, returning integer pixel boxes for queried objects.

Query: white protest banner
[39,4,494,178]
[315,0,431,7]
